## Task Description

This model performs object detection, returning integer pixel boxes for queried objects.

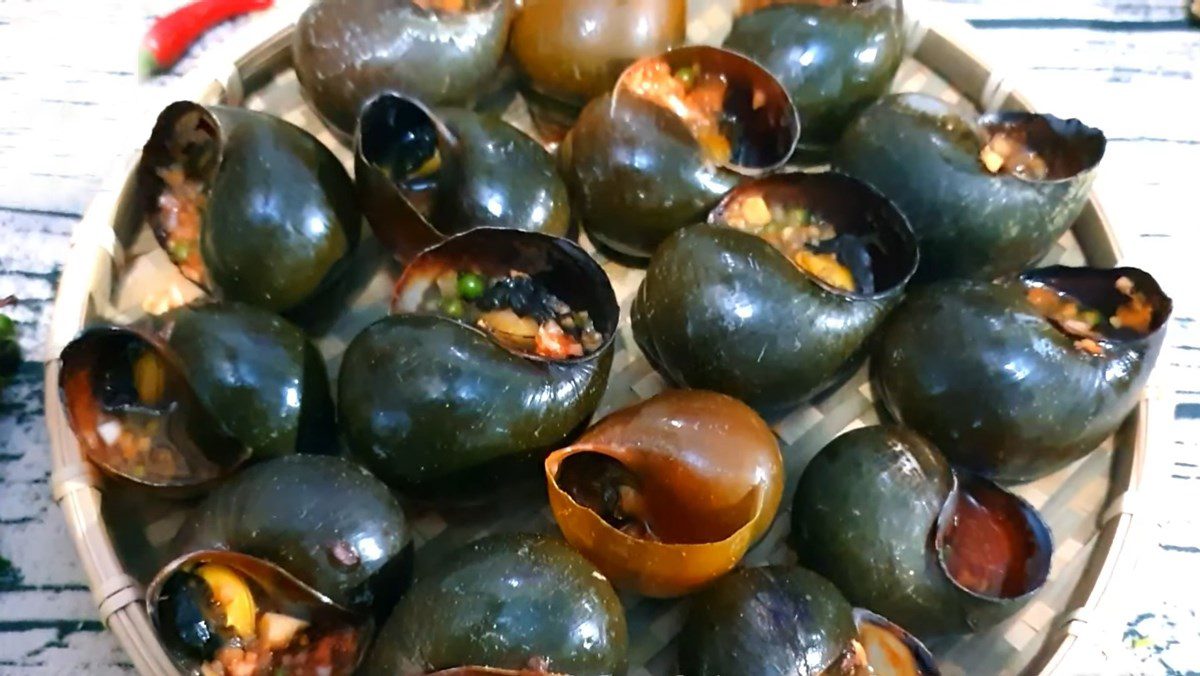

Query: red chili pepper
[139,0,274,76]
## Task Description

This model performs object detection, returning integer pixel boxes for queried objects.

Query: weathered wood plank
[0,359,135,673]
[0,209,73,358]
[932,0,1190,22]
[0,205,120,672]
[1103,416,1200,672]
[0,625,132,676]
[0,0,263,215]
[949,28,1198,144]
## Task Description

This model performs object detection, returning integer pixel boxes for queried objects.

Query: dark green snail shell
[147,549,372,674]
[724,0,903,157]
[337,229,618,494]
[174,455,409,617]
[791,425,1052,637]
[872,265,1171,482]
[831,93,1106,282]
[137,102,361,322]
[355,93,570,261]
[339,314,613,494]
[293,0,513,140]
[631,173,918,416]
[559,45,799,259]
[679,565,939,676]
[679,565,857,676]
[431,109,569,237]
[158,302,336,459]
[59,323,244,493]
[562,91,739,259]
[362,533,628,676]
[57,302,335,491]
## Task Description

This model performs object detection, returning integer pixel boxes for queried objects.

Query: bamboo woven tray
[45,3,1164,675]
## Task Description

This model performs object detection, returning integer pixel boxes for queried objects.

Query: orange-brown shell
[544,389,783,597]
[510,0,687,106]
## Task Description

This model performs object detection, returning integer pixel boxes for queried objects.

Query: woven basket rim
[44,6,1154,675]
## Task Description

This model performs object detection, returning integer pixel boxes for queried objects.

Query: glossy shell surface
[293,0,513,139]
[137,102,361,320]
[832,93,1105,282]
[338,229,618,493]
[873,266,1171,481]
[146,549,370,674]
[545,390,783,597]
[510,0,686,106]
[174,455,409,615]
[362,533,628,676]
[632,172,917,414]
[678,565,858,676]
[560,45,799,258]
[791,426,1053,637]
[355,95,570,261]
[158,302,335,459]
[59,323,246,492]
[57,302,335,491]
[725,0,903,154]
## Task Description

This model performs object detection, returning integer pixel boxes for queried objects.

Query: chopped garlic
[980,145,1005,173]
[258,612,310,650]
[97,420,122,446]
[435,269,458,299]
[740,195,772,227]
[141,284,187,316]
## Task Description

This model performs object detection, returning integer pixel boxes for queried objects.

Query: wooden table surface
[1,0,1197,673]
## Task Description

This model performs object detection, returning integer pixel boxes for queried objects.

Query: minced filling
[202,629,358,676]
[153,110,214,287]
[1025,275,1153,356]
[156,163,207,285]
[161,563,360,676]
[89,346,201,483]
[413,0,477,11]
[623,58,765,165]
[979,127,1048,180]
[719,190,874,294]
[420,269,603,359]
